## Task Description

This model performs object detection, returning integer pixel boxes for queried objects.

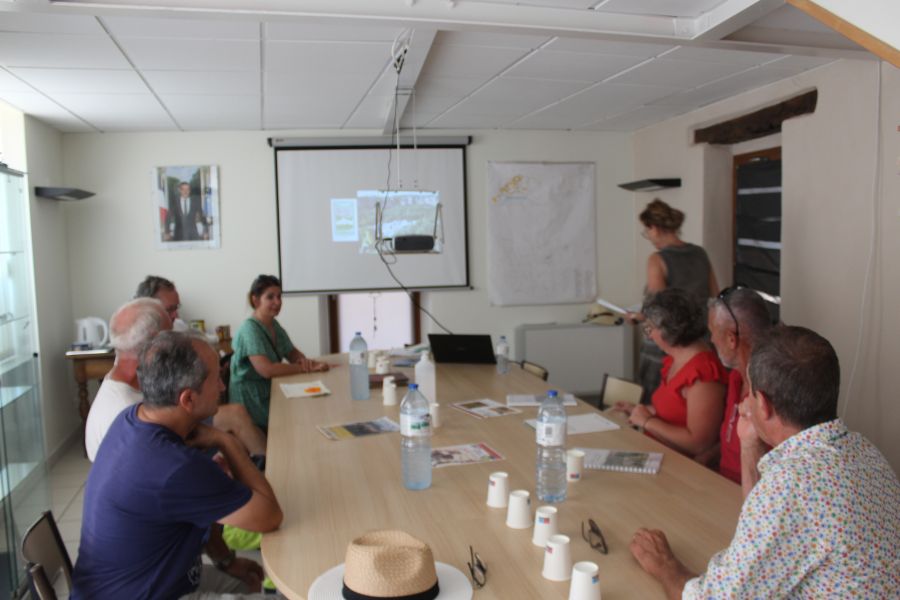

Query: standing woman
[230,274,329,429]
[632,199,718,404]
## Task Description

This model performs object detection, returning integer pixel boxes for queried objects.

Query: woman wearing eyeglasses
[616,289,727,459]
[630,199,719,404]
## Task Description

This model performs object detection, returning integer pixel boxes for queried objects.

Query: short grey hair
[711,288,774,346]
[110,298,168,355]
[643,289,707,347]
[138,331,210,408]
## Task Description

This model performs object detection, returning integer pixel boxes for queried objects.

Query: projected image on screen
[355,190,441,254]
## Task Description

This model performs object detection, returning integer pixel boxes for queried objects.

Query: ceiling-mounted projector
[375,192,443,255]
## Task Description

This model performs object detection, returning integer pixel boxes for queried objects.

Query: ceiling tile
[505,111,584,130]
[651,66,800,108]
[0,91,93,132]
[420,44,528,78]
[403,94,461,116]
[0,33,129,69]
[161,94,260,129]
[586,105,685,131]
[264,71,373,99]
[50,93,175,130]
[763,55,836,72]
[10,68,146,94]
[437,30,552,50]
[458,77,588,115]
[143,70,259,95]
[265,22,404,42]
[504,50,646,82]
[427,112,504,129]
[595,0,727,18]
[102,16,259,40]
[0,13,103,35]
[264,95,357,129]
[344,94,392,128]
[0,69,33,93]
[611,58,749,88]
[464,0,598,8]
[265,41,390,74]
[665,46,785,66]
[414,76,487,98]
[117,38,259,71]
[546,38,674,57]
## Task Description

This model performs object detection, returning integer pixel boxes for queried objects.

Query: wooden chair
[519,360,549,381]
[599,374,642,410]
[22,511,73,600]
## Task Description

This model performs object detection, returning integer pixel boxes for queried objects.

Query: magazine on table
[575,447,664,474]
[452,398,522,419]
[317,416,400,441]
[524,413,620,435]
[506,393,578,407]
[431,442,505,468]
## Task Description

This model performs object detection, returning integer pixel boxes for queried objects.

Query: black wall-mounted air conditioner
[35,187,95,201]
[617,178,681,192]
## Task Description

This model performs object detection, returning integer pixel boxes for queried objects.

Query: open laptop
[428,334,497,364]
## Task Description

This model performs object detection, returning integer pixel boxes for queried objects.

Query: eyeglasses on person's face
[581,518,608,554]
[467,545,487,588]
[717,285,743,342]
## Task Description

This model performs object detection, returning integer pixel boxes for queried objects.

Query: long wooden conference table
[262,355,742,599]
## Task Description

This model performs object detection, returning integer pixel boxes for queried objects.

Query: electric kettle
[75,317,109,348]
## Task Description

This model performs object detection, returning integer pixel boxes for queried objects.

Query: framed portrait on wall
[153,165,220,249]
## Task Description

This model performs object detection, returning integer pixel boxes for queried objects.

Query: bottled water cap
[547,390,558,398]
[409,383,419,390]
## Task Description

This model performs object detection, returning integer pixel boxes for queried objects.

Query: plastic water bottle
[536,390,567,503]
[349,332,370,401]
[415,352,437,404]
[400,384,432,490]
[496,335,510,375]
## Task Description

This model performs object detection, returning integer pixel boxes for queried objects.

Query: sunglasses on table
[581,518,608,554]
[467,545,487,588]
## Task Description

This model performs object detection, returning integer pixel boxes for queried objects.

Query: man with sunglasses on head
[706,287,773,496]
[630,326,900,599]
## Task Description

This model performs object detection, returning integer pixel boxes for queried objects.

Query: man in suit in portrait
[166,181,205,241]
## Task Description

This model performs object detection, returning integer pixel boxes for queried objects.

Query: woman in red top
[615,289,727,458]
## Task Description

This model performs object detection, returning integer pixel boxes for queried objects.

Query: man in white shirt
[84,298,170,461]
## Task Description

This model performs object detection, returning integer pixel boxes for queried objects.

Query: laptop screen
[428,334,497,364]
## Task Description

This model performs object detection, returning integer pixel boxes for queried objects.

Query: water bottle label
[536,422,564,446]
[349,350,366,366]
[400,413,432,437]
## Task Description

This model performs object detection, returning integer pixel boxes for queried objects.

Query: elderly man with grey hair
[705,287,774,496]
[84,297,171,461]
[72,331,283,599]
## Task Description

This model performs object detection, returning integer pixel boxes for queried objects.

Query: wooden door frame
[327,291,422,354]
[732,147,782,273]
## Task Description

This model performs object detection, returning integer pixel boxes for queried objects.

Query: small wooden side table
[65,348,115,423]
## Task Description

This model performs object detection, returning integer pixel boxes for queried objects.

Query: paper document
[525,413,620,435]
[575,447,663,474]
[280,381,331,398]
[432,443,504,468]
[507,394,578,407]
[317,417,400,441]
[452,398,522,419]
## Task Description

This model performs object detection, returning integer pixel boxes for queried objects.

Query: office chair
[599,374,642,410]
[22,511,73,600]
[519,360,549,381]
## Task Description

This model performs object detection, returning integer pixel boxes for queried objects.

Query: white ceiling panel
[596,0,728,18]
[505,110,586,130]
[0,13,103,35]
[143,70,259,95]
[102,16,260,40]
[504,50,646,82]
[546,38,674,57]
[665,46,784,66]
[414,76,488,98]
[265,22,405,42]
[161,94,260,129]
[0,69,34,93]
[420,43,529,78]
[651,66,799,108]
[117,38,260,71]
[0,33,129,69]
[464,0,598,8]
[611,58,748,88]
[587,105,685,131]
[265,72,373,99]
[265,41,390,74]
[763,55,835,72]
[50,93,175,130]
[456,77,588,115]
[264,94,358,128]
[751,5,835,34]
[343,94,392,129]
[0,91,93,132]
[11,68,146,94]
[437,31,552,50]
[427,111,505,129]
[405,94,462,116]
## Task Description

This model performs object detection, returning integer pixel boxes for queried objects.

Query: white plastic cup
[429,403,441,429]
[486,472,509,508]
[542,534,573,581]
[568,561,601,600]
[367,350,379,369]
[505,490,532,529]
[382,377,397,406]
[375,356,391,375]
[567,449,585,482]
[532,505,559,547]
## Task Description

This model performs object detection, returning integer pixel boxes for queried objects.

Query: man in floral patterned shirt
[629,325,900,599]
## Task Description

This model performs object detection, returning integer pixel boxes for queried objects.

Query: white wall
[24,116,80,460]
[633,58,900,473]
[61,128,634,364]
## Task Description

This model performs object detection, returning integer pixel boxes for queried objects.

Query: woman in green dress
[230,274,329,429]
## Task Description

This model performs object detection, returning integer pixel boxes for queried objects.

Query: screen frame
[273,142,470,295]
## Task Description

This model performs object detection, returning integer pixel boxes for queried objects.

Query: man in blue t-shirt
[71,331,283,600]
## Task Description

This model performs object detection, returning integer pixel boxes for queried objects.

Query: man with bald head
[707,287,773,495]
[85,298,171,461]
